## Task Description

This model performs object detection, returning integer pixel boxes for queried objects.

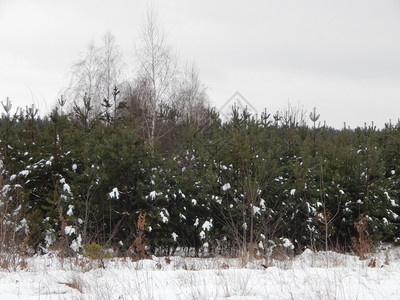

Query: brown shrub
[126,212,149,260]
[351,214,372,260]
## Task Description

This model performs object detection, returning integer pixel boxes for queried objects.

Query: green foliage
[1,99,399,256]
[83,243,111,259]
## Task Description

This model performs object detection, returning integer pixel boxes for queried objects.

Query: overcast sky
[1,0,399,128]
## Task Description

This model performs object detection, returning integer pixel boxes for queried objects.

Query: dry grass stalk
[220,263,229,269]
[368,258,376,268]
[126,212,149,260]
[384,251,390,265]
[19,230,29,270]
[0,184,29,271]
[56,204,70,258]
[59,275,85,293]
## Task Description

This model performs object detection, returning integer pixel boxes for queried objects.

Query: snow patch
[199,230,205,239]
[252,205,261,215]
[148,191,162,200]
[222,183,231,191]
[70,234,82,252]
[260,199,266,210]
[66,205,74,216]
[109,187,120,199]
[64,226,76,236]
[281,238,294,250]
[160,210,169,223]
[19,170,30,177]
[258,241,264,250]
[44,229,56,248]
[60,178,71,195]
[202,220,213,231]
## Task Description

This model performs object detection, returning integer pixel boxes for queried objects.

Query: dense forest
[1,13,399,258]
[1,95,400,257]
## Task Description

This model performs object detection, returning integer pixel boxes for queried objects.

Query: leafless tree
[100,33,122,100]
[1,98,19,163]
[135,8,178,149]
[174,62,209,124]
[99,32,123,121]
[67,41,102,112]
[279,101,308,128]
[66,32,123,120]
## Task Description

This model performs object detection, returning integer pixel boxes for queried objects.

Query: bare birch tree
[174,62,208,124]
[279,101,308,128]
[135,8,177,149]
[66,33,123,122]
[99,32,123,122]
[67,41,102,112]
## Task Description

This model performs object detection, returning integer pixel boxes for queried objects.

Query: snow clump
[109,187,120,199]
[222,183,231,191]
[202,219,213,231]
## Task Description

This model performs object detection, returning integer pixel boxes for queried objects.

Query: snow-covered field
[1,247,399,299]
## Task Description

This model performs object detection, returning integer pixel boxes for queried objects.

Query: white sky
[1,0,399,129]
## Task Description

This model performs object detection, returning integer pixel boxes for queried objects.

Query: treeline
[1,10,399,257]
[1,96,399,256]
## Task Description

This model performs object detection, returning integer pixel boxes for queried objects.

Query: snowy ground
[0,247,399,299]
